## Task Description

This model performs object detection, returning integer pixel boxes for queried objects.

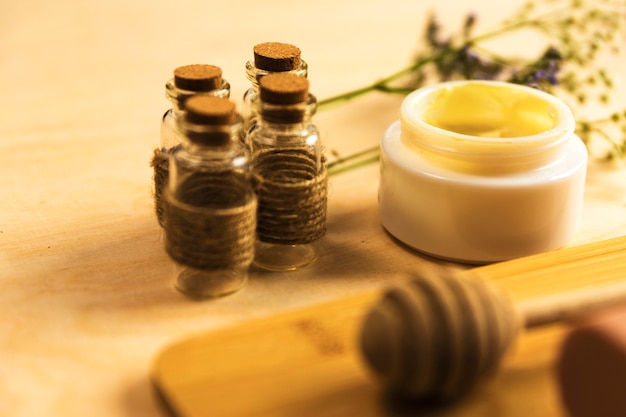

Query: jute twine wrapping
[163,171,257,271]
[150,148,171,227]
[253,148,327,245]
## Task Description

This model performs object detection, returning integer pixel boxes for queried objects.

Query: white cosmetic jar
[379,80,588,264]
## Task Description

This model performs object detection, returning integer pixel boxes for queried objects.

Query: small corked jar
[152,64,231,228]
[247,72,327,271]
[164,95,256,298]
[242,42,315,129]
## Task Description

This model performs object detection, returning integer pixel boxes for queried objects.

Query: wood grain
[152,236,626,417]
[2,1,626,416]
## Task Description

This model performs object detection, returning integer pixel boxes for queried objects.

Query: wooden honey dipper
[359,267,626,403]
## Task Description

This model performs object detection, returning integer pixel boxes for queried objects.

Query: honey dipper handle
[469,235,626,329]
[517,280,626,328]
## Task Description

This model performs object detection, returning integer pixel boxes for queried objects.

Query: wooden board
[151,235,626,417]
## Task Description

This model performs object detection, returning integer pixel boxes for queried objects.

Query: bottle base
[254,241,318,271]
[174,265,248,299]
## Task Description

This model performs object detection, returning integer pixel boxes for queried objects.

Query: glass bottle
[242,42,311,130]
[247,73,327,271]
[164,95,256,298]
[153,64,230,227]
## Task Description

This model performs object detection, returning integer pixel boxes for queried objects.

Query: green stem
[580,114,623,126]
[326,145,379,170]
[588,125,620,146]
[317,4,574,111]
[469,3,578,42]
[469,18,538,44]
[317,85,378,111]
[317,48,460,111]
[328,155,381,176]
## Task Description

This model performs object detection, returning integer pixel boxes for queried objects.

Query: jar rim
[244,60,308,85]
[165,77,231,106]
[399,80,576,170]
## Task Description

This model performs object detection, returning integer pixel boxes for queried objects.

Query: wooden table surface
[2,1,625,416]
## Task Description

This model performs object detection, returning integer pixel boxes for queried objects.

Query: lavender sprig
[324,0,626,175]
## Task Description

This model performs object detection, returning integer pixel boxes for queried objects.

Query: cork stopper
[185,95,237,125]
[174,64,223,92]
[259,73,309,105]
[183,95,237,145]
[253,42,302,72]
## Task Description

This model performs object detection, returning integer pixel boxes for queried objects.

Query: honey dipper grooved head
[359,269,521,402]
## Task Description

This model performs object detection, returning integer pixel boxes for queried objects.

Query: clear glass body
[165,121,256,298]
[379,80,588,264]
[242,59,309,130]
[247,99,326,271]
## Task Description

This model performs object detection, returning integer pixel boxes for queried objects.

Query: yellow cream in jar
[423,83,558,138]
[379,80,588,264]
